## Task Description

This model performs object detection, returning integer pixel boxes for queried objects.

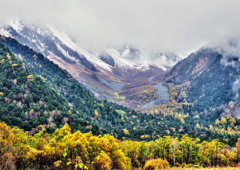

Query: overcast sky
[1,0,240,54]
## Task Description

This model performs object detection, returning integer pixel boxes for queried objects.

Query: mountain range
[0,34,199,142]
[0,20,183,110]
[1,20,240,145]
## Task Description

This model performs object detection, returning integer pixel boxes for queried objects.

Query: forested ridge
[0,41,97,133]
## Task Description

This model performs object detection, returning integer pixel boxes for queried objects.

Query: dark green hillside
[0,42,94,132]
[0,36,95,114]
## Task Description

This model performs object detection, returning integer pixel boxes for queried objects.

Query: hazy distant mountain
[165,42,240,118]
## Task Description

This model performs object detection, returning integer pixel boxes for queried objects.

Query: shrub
[143,159,169,170]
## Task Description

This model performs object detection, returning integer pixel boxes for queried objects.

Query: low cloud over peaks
[1,0,240,54]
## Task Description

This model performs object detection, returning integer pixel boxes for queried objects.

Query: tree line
[1,122,240,170]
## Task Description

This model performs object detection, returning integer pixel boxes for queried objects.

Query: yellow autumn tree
[6,53,11,60]
[27,74,34,82]
[120,140,141,168]
[143,159,169,170]
[236,138,240,162]
[92,150,112,170]
[0,122,15,170]
[103,134,130,170]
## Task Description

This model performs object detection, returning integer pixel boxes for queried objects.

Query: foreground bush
[143,159,169,170]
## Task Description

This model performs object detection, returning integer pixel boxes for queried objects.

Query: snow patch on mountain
[233,78,240,99]
[10,20,24,33]
[56,43,76,62]
[48,26,76,51]
[48,26,112,71]
[0,28,12,37]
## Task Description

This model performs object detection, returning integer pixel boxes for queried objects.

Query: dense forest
[1,122,240,170]
[0,41,97,132]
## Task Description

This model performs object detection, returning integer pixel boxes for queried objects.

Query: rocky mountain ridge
[164,44,240,119]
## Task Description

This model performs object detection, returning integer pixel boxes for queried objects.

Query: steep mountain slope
[0,41,95,133]
[0,20,182,110]
[164,45,240,118]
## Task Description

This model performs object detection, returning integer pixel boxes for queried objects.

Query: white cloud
[1,0,240,54]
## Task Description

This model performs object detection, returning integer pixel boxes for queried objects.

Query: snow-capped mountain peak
[48,25,113,71]
[0,20,184,73]
[9,20,24,33]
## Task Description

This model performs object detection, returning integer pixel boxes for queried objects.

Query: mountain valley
[1,19,240,169]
